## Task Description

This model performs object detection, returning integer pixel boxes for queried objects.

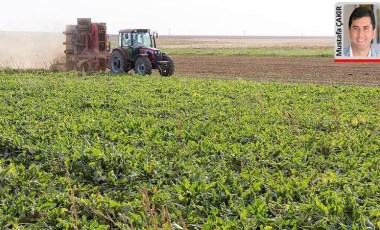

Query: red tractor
[109,29,174,76]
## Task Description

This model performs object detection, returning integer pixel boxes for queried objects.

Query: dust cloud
[0,31,65,69]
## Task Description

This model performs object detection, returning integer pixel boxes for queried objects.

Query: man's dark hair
[349,7,376,30]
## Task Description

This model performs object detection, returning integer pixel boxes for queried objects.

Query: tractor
[109,29,174,76]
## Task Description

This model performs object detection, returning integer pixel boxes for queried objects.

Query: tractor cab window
[132,32,152,48]
[122,33,131,47]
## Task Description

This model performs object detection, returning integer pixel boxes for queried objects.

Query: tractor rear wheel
[109,50,129,74]
[134,56,152,75]
[160,55,174,76]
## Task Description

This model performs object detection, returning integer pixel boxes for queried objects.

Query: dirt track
[172,55,380,86]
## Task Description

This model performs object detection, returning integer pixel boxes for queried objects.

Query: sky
[0,0,375,36]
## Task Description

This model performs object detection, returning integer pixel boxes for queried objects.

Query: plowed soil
[157,36,379,86]
[172,55,380,86]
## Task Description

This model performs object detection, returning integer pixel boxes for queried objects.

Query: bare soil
[158,36,379,86]
[171,55,380,86]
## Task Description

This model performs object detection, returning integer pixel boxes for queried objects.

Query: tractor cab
[118,29,158,61]
[119,29,155,49]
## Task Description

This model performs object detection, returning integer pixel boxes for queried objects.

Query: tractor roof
[119,29,150,33]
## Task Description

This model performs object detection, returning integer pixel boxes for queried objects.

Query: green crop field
[0,70,379,229]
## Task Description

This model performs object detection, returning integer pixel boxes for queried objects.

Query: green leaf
[108,200,120,208]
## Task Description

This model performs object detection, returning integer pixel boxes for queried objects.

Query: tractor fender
[134,53,149,62]
[111,47,129,60]
[135,53,149,61]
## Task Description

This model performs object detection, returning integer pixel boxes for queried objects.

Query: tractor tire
[160,55,174,76]
[134,56,152,75]
[109,51,129,74]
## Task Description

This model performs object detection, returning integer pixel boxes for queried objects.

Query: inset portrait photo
[335,2,380,61]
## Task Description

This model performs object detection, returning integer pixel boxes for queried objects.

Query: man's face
[349,16,375,51]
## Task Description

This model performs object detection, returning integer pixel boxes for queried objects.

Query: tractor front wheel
[160,55,174,76]
[134,56,152,75]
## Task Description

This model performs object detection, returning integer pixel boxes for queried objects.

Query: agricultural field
[0,34,380,229]
[2,32,379,86]
[1,70,380,229]
[155,36,379,86]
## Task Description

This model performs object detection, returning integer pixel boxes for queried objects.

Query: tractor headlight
[154,51,161,60]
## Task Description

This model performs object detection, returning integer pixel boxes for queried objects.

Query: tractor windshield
[133,32,152,48]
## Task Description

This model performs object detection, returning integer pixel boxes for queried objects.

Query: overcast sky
[0,0,374,36]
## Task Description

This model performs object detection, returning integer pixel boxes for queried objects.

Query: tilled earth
[172,55,380,86]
